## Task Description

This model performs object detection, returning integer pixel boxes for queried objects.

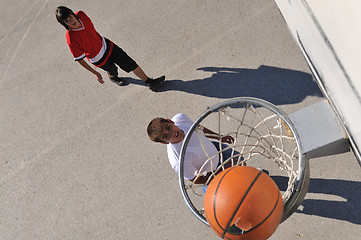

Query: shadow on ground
[273,176,361,225]
[138,65,322,105]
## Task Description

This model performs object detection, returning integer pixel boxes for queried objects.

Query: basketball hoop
[178,97,310,226]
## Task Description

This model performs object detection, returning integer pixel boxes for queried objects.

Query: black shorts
[99,41,138,76]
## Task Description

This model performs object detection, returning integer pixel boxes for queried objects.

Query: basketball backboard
[274,0,361,165]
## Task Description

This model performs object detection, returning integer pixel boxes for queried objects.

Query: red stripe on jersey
[93,41,114,67]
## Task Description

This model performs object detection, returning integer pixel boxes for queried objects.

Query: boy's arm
[191,172,214,184]
[199,125,234,144]
[77,59,104,84]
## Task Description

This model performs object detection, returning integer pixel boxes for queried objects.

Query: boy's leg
[99,60,126,86]
[111,43,165,91]
[131,65,165,89]
[132,66,148,82]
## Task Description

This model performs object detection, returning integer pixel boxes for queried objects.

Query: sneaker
[147,76,165,91]
[110,76,126,86]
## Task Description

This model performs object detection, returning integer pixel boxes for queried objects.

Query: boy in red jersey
[55,6,165,91]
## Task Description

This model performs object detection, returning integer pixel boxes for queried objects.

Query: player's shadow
[272,176,361,224]
[158,65,322,105]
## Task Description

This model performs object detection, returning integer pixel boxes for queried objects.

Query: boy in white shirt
[147,113,235,184]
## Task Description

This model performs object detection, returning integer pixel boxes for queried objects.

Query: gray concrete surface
[0,0,360,239]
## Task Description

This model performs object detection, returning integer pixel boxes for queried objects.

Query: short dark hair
[147,117,169,143]
[55,6,79,30]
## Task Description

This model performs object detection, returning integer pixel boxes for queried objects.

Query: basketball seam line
[221,170,263,239]
[242,190,281,235]
[212,167,234,232]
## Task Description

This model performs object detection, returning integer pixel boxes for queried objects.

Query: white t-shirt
[167,113,219,180]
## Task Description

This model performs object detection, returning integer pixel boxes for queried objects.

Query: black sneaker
[147,76,165,91]
[110,77,126,86]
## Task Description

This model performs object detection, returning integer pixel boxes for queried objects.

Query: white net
[179,98,307,224]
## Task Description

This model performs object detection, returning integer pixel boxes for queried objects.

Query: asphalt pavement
[0,0,360,239]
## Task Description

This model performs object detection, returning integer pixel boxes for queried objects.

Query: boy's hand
[77,59,104,84]
[94,72,104,84]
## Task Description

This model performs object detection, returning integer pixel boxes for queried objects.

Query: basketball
[204,166,284,240]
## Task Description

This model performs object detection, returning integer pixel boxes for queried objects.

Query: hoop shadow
[272,176,361,224]
[156,65,322,105]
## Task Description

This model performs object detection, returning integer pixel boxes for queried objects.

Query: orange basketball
[204,166,284,240]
